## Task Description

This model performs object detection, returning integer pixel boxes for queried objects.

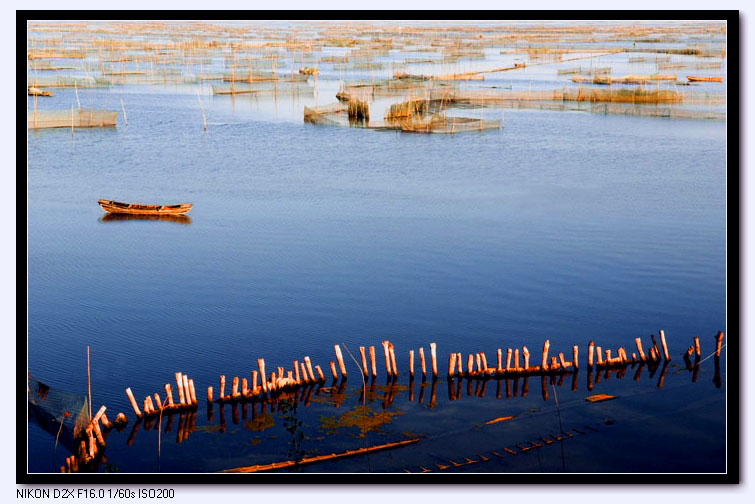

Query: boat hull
[98,199,192,215]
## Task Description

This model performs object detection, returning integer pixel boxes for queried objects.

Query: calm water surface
[27,77,727,473]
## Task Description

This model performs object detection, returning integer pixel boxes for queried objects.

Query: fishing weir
[48,330,725,473]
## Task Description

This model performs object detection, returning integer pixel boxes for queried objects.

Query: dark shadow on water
[98,213,192,225]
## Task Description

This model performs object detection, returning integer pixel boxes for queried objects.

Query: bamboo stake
[125,387,142,419]
[448,353,456,378]
[635,337,646,362]
[419,347,427,380]
[596,346,604,365]
[588,341,595,367]
[514,349,520,371]
[542,340,550,371]
[164,384,174,406]
[218,375,225,401]
[475,353,482,373]
[523,346,530,370]
[457,353,463,376]
[359,346,369,378]
[315,365,325,382]
[251,370,259,390]
[176,372,186,405]
[467,354,474,376]
[304,356,316,382]
[231,376,240,399]
[381,341,391,377]
[572,345,579,370]
[369,346,377,378]
[293,360,300,383]
[334,345,347,378]
[329,361,338,380]
[207,386,213,403]
[506,349,512,370]
[153,393,163,411]
[120,98,127,125]
[183,375,192,404]
[409,350,415,379]
[480,352,488,371]
[694,337,701,358]
[87,346,92,420]
[198,92,207,131]
[389,343,398,377]
[430,343,438,380]
[497,348,503,372]
[659,330,670,361]
[258,359,267,393]
[715,331,723,357]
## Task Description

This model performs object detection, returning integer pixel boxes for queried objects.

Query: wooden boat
[687,76,723,82]
[98,199,192,215]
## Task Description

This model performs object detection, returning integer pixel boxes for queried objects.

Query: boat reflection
[98,213,192,225]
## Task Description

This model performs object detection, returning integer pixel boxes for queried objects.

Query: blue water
[27,73,727,473]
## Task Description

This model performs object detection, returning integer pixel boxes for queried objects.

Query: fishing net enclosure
[28,374,89,450]
[27,109,119,129]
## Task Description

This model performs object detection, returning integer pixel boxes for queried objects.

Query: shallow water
[26,23,727,474]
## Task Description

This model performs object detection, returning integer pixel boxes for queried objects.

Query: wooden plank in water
[222,438,421,473]
[584,394,616,403]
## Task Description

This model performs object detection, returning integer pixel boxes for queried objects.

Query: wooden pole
[251,370,259,390]
[329,361,339,380]
[359,346,369,378]
[315,365,325,382]
[522,346,530,370]
[430,343,438,380]
[207,386,213,403]
[694,337,701,358]
[588,341,595,367]
[480,352,488,371]
[183,374,191,404]
[634,337,646,362]
[514,349,520,371]
[258,359,267,393]
[506,348,512,370]
[87,346,92,420]
[218,375,225,401]
[176,372,186,405]
[334,345,348,378]
[389,343,398,377]
[497,348,503,372]
[715,331,723,357]
[542,340,550,371]
[381,341,392,377]
[120,98,127,126]
[232,376,240,399]
[369,346,377,378]
[153,393,163,411]
[448,353,456,378]
[409,350,415,379]
[467,354,474,376]
[659,330,670,361]
[299,363,309,384]
[419,347,427,380]
[164,384,174,406]
[572,345,579,370]
[293,360,300,383]
[304,356,316,382]
[125,387,142,419]
[457,352,463,376]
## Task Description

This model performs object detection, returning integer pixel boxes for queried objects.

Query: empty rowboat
[686,76,723,82]
[98,199,192,215]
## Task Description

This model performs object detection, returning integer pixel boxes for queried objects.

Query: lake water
[26,23,728,475]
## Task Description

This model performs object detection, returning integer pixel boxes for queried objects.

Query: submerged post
[635,337,646,362]
[430,343,438,380]
[542,340,550,371]
[125,387,142,419]
[334,345,348,379]
[359,346,369,378]
[369,346,377,378]
[659,330,670,362]
[715,331,724,357]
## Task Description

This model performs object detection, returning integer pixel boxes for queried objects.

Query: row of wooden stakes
[114,331,724,430]
[60,404,127,473]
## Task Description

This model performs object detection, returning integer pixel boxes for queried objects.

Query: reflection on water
[98,213,192,225]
